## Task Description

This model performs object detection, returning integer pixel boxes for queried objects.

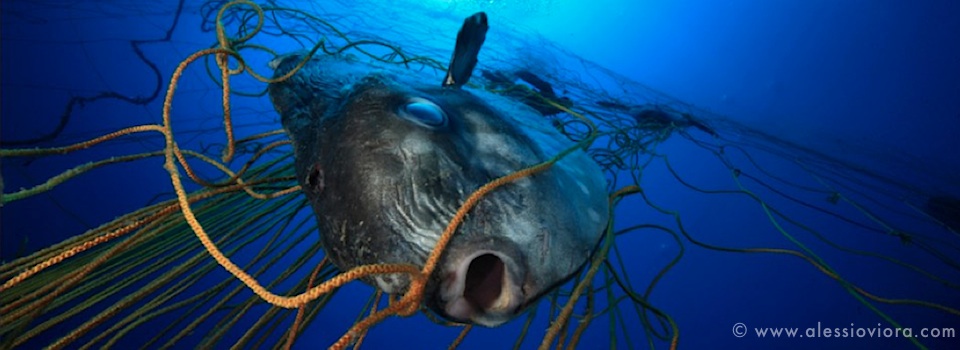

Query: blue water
[2,1,958,349]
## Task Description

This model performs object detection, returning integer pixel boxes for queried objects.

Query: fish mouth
[439,250,523,327]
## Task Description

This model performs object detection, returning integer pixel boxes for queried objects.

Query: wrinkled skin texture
[269,54,609,326]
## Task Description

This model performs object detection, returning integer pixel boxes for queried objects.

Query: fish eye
[399,98,447,128]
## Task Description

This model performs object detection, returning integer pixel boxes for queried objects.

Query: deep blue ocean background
[2,1,958,349]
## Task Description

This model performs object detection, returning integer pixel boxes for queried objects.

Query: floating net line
[1,1,958,349]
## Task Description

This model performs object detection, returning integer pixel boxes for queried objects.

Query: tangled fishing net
[1,1,957,349]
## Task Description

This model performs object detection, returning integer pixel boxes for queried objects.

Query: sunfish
[268,12,609,327]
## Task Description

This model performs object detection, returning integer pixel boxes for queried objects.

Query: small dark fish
[631,106,717,137]
[443,12,488,88]
[480,69,512,87]
[633,107,676,126]
[268,13,608,327]
[596,100,630,112]
[515,70,556,98]
[478,68,573,116]
[685,117,718,137]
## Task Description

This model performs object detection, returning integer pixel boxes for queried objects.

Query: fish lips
[431,248,527,327]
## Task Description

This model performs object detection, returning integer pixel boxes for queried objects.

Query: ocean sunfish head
[267,13,608,327]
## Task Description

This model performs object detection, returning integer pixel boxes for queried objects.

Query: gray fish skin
[268,54,609,327]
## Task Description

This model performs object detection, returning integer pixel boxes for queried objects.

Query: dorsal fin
[442,12,488,88]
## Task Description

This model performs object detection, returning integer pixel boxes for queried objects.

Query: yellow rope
[352,289,383,350]
[449,325,473,350]
[1,2,607,348]
[0,218,145,293]
[0,124,164,157]
[285,258,327,350]
[148,3,605,346]
[539,186,638,350]
[1,151,163,204]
